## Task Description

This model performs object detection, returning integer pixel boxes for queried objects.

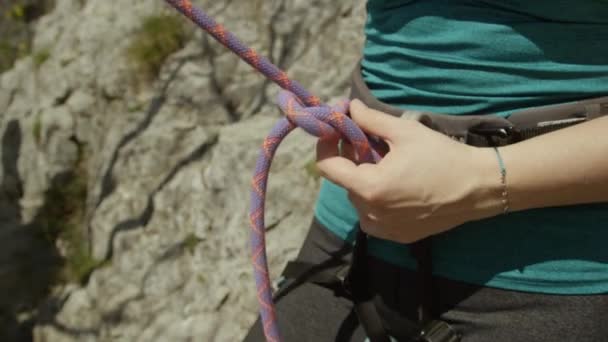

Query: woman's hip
[244,219,608,341]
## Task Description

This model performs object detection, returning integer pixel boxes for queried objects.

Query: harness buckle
[337,265,352,296]
[468,124,520,147]
[417,320,462,342]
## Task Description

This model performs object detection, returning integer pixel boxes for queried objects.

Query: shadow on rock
[0,120,92,341]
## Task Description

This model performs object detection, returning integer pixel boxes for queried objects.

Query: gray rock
[0,0,366,340]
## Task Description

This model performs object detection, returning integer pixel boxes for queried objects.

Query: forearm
[478,116,608,213]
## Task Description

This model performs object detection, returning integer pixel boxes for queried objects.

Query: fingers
[316,137,360,190]
[350,99,402,142]
[316,99,399,190]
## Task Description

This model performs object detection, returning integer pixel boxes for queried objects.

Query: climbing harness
[164,1,608,342]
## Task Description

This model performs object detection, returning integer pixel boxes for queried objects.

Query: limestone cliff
[0,0,365,340]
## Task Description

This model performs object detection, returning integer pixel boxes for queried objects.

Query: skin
[316,99,608,244]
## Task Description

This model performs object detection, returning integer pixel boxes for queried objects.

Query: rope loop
[277,90,380,164]
[164,1,383,340]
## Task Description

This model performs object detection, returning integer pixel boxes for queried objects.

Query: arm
[490,115,608,211]
[316,100,608,243]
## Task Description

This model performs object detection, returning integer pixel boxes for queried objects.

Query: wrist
[466,146,508,220]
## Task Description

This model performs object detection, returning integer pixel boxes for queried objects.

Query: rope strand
[164,1,381,341]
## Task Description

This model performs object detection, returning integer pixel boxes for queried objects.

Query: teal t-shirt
[315,0,608,295]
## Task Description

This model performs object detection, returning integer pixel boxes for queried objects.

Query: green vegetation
[33,48,51,67]
[63,234,104,284]
[1,3,29,73]
[183,233,202,255]
[32,113,41,145]
[0,1,55,73]
[127,102,144,113]
[127,14,190,78]
[304,159,321,180]
[0,38,29,74]
[37,144,103,284]
[7,3,26,20]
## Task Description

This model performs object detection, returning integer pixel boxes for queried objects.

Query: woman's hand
[316,99,502,243]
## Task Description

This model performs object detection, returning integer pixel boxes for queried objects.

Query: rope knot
[277,90,381,164]
[277,90,349,140]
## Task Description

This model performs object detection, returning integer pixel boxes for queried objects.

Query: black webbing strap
[345,229,392,342]
[410,240,462,342]
[282,260,348,286]
[347,231,461,342]
[410,238,435,324]
[282,229,459,341]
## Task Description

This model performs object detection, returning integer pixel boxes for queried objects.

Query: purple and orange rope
[164,1,382,341]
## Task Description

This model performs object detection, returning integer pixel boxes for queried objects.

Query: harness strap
[282,260,348,286]
[410,239,434,324]
[346,230,392,342]
[281,233,452,342]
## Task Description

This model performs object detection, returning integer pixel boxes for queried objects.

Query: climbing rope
[164,1,382,341]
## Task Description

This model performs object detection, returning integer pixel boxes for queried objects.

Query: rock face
[0,0,366,341]
[0,0,55,73]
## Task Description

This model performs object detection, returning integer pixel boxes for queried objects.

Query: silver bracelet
[493,147,509,214]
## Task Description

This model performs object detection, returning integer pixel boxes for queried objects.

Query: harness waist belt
[350,64,608,147]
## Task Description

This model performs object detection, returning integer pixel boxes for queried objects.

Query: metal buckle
[469,124,520,147]
[337,265,352,296]
[417,320,462,342]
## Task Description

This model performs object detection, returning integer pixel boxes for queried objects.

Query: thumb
[350,99,401,142]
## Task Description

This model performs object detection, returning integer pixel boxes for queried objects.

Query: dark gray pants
[244,220,608,342]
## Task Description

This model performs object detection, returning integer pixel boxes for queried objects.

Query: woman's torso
[315,0,608,294]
